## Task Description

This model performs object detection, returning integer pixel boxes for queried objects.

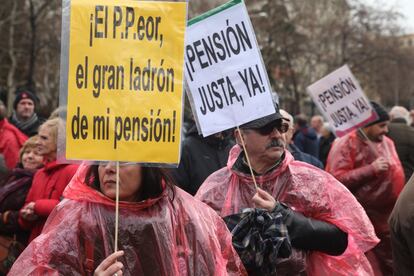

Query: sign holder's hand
[252,187,277,212]
[94,250,124,276]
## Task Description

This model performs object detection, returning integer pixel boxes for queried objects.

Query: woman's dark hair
[85,165,176,201]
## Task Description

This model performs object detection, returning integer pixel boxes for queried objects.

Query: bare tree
[248,0,413,112]
[6,1,18,114]
[0,0,412,118]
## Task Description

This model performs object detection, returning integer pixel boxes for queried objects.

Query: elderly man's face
[311,117,323,131]
[237,121,287,171]
[364,121,389,142]
[281,119,294,145]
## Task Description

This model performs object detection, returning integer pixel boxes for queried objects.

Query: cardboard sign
[61,0,187,164]
[307,65,377,137]
[185,0,275,137]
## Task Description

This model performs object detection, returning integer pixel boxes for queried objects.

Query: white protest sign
[185,0,275,137]
[307,65,378,137]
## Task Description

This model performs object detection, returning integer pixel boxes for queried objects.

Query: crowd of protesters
[1,87,414,275]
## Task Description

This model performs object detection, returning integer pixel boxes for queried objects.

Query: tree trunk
[27,0,36,92]
[6,1,17,115]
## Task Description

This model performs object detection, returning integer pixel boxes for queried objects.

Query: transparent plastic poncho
[9,164,246,276]
[326,131,405,274]
[196,145,380,275]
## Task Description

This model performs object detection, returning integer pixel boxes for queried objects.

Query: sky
[394,0,414,33]
[363,0,414,33]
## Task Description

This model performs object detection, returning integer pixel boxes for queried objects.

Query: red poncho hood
[196,145,379,276]
[62,164,164,210]
[10,164,246,276]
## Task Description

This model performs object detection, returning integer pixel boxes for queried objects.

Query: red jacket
[18,160,78,242]
[0,119,27,169]
[326,130,405,275]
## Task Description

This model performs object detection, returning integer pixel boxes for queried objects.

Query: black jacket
[274,202,347,255]
[171,126,234,195]
[319,132,336,168]
[288,144,323,169]
[389,174,414,275]
[387,118,414,182]
[293,126,319,158]
[234,153,348,256]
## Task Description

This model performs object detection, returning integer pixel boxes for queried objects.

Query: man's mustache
[266,139,285,149]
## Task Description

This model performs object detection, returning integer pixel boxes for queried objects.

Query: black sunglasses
[254,121,289,135]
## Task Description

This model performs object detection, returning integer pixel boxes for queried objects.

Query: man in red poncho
[0,100,28,170]
[196,105,379,275]
[326,101,405,275]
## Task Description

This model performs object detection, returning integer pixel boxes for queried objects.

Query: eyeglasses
[254,121,289,135]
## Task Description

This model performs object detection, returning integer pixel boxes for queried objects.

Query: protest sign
[60,0,187,164]
[184,0,275,137]
[307,65,377,137]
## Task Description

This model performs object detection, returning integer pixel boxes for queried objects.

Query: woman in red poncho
[9,162,246,276]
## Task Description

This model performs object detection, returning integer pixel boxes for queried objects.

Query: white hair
[279,109,294,128]
[322,122,333,132]
[311,115,324,123]
[390,106,410,125]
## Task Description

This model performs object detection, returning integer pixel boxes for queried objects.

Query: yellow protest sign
[63,0,186,164]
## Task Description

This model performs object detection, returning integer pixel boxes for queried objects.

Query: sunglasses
[253,121,289,135]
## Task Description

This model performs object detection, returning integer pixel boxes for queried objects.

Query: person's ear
[234,128,243,145]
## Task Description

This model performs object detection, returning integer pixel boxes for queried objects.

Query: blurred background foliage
[0,0,413,117]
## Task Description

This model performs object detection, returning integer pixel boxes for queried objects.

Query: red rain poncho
[326,131,405,274]
[9,165,246,276]
[196,145,379,275]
